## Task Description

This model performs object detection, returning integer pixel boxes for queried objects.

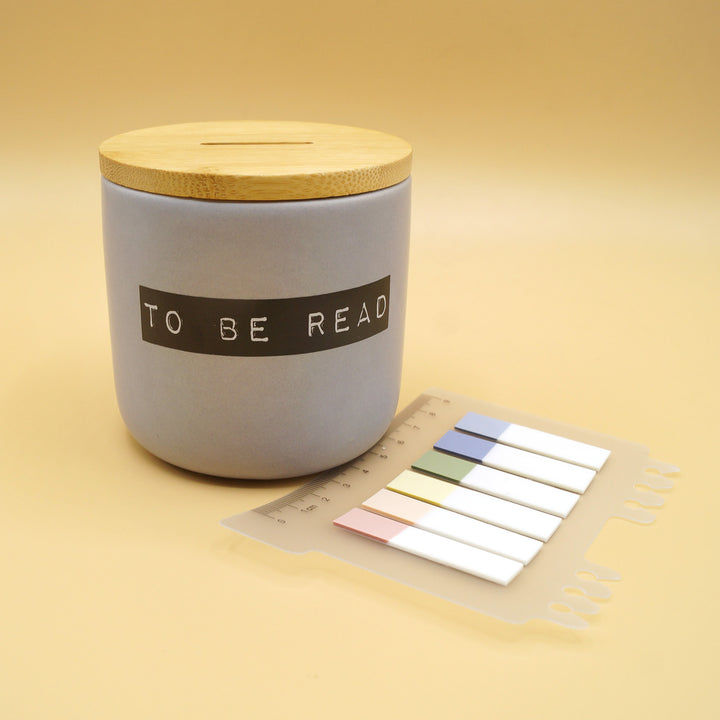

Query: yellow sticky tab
[387,470,457,505]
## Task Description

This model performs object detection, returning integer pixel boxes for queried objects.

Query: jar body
[101,177,411,478]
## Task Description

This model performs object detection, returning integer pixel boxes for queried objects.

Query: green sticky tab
[412,449,475,483]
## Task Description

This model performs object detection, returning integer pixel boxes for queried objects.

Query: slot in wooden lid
[99,121,412,201]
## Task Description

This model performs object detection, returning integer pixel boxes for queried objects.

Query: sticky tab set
[222,389,677,628]
[360,488,542,564]
[434,430,596,493]
[332,420,596,582]
[334,507,523,585]
[455,412,611,470]
[384,470,562,541]
[412,450,579,517]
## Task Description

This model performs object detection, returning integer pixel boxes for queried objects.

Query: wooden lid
[99,121,412,201]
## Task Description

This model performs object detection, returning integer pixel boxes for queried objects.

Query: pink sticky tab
[333,507,408,543]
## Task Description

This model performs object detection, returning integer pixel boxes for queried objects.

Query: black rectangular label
[139,276,390,356]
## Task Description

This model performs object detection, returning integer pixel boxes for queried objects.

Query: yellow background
[1,1,718,717]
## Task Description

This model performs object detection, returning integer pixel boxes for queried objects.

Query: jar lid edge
[99,121,412,200]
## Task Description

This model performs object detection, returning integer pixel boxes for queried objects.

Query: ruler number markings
[251,392,455,526]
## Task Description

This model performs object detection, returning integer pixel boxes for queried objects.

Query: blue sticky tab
[455,412,511,441]
[434,430,495,463]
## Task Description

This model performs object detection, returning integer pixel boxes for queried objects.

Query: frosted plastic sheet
[221,389,677,628]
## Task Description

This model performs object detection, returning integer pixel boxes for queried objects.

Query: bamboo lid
[99,121,412,201]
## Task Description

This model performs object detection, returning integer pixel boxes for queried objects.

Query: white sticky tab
[462,464,579,517]
[362,489,542,565]
[390,525,524,586]
[499,424,611,470]
[437,485,561,542]
[482,443,596,494]
[389,472,562,542]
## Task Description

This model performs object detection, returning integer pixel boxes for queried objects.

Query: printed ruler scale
[222,388,676,628]
[225,392,457,552]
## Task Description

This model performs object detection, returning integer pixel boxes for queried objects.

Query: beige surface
[1,1,718,718]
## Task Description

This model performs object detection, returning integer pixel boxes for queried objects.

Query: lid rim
[99,121,412,201]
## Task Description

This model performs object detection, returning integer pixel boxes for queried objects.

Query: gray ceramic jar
[99,121,412,478]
